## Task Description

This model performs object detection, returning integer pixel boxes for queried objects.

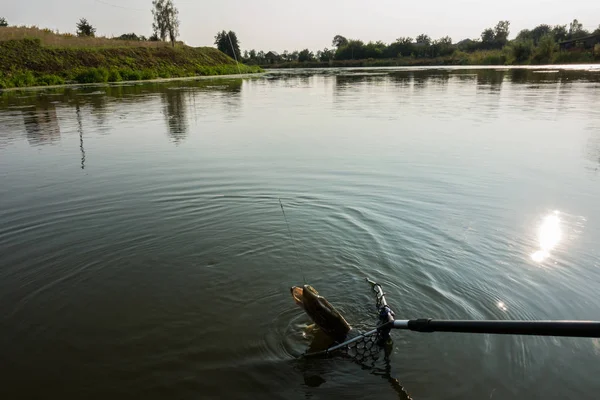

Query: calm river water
[1,67,600,399]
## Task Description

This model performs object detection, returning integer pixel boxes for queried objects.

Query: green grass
[0,38,262,89]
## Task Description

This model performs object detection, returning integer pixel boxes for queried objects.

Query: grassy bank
[0,37,261,89]
[261,48,599,69]
[0,25,171,48]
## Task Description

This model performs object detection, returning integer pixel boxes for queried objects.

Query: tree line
[238,19,600,64]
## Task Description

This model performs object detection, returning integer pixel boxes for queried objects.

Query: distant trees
[115,33,147,41]
[508,39,533,62]
[76,18,96,37]
[552,25,568,42]
[415,34,432,46]
[215,30,241,60]
[568,19,587,39]
[0,17,8,27]
[332,35,348,48]
[335,39,366,59]
[239,17,598,66]
[480,20,510,49]
[298,49,315,62]
[532,34,557,63]
[152,0,180,47]
[318,48,335,61]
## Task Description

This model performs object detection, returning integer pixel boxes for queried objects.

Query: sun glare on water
[531,211,562,263]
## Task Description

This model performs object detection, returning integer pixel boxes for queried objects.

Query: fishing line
[279,198,306,284]
[227,32,242,75]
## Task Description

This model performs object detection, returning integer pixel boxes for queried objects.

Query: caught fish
[291,285,351,343]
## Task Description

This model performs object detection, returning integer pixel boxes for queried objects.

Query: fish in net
[302,279,395,366]
[300,279,412,399]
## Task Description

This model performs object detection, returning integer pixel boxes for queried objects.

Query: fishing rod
[367,279,600,338]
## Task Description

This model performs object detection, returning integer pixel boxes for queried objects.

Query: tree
[319,48,335,61]
[364,41,386,58]
[335,40,365,60]
[214,30,241,60]
[551,25,568,42]
[493,20,510,46]
[76,18,96,37]
[594,25,600,35]
[480,21,509,49]
[298,49,315,62]
[385,37,414,58]
[568,19,583,38]
[530,24,551,44]
[152,0,180,47]
[0,17,8,27]
[516,29,532,42]
[509,39,533,63]
[415,34,431,46]
[431,36,453,57]
[481,28,495,45]
[532,34,557,64]
[332,35,348,48]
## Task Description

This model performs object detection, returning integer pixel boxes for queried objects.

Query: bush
[508,39,534,63]
[74,67,109,83]
[467,50,507,65]
[11,71,36,87]
[108,68,122,82]
[119,69,142,81]
[451,50,471,65]
[141,69,158,80]
[552,50,594,64]
[37,74,65,86]
[532,34,557,64]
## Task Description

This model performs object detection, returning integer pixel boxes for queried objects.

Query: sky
[4,0,600,51]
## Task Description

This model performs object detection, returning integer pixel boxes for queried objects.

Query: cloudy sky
[4,0,599,51]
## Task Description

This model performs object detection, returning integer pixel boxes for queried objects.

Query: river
[1,66,600,399]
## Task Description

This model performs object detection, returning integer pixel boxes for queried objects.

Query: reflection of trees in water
[210,79,243,119]
[22,104,61,146]
[163,88,189,144]
[476,69,505,90]
[388,72,412,87]
[585,125,600,175]
[160,79,244,143]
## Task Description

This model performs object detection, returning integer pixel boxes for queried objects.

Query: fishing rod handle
[393,319,600,338]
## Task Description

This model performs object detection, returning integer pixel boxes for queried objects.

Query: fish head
[290,285,351,342]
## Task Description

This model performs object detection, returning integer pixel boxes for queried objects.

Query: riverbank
[0,38,262,89]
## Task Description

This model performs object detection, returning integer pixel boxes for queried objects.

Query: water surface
[1,66,600,399]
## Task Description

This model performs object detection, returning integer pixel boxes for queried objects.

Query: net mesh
[301,280,413,399]
[303,280,394,366]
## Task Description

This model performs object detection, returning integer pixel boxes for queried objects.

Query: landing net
[303,278,395,366]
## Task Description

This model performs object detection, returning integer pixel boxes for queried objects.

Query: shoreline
[0,72,266,93]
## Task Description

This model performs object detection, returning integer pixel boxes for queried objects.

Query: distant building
[559,34,600,51]
[265,51,281,64]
